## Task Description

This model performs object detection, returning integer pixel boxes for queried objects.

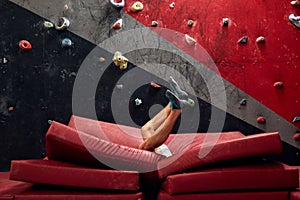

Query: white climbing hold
[55,17,70,30]
[2,57,8,64]
[222,18,229,26]
[152,21,159,27]
[116,84,123,90]
[291,0,300,6]
[112,19,123,29]
[185,34,197,46]
[170,2,175,8]
[289,14,300,28]
[113,51,128,70]
[135,98,142,106]
[256,36,265,43]
[110,0,125,9]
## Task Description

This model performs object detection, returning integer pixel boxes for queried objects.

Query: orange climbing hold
[19,40,32,50]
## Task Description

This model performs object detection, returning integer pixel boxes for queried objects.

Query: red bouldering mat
[0,172,32,200]
[68,115,143,148]
[158,132,282,178]
[164,131,244,156]
[14,188,143,200]
[162,162,298,194]
[9,160,140,191]
[46,121,164,172]
[158,190,289,200]
[69,115,245,155]
[291,191,300,200]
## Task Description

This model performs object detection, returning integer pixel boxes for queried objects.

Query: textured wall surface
[0,0,299,171]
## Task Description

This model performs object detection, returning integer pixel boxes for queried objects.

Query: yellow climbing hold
[113,51,128,70]
[99,57,105,62]
[130,1,144,12]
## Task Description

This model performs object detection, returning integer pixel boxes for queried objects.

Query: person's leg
[140,103,171,140]
[139,108,181,151]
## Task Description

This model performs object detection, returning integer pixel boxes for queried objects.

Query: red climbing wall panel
[124,0,300,127]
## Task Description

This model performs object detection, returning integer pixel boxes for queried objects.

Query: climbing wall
[0,0,299,171]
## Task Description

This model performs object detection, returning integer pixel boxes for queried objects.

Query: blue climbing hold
[61,38,72,48]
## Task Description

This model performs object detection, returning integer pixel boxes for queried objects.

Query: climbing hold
[150,81,161,89]
[256,116,266,123]
[48,120,53,125]
[43,21,54,29]
[8,106,14,112]
[99,57,105,62]
[188,20,194,26]
[151,21,159,27]
[289,14,300,28]
[294,133,300,141]
[291,0,300,6]
[240,98,247,106]
[64,4,69,10]
[110,0,125,9]
[112,19,123,29]
[130,2,144,12]
[19,40,32,50]
[116,84,123,90]
[222,18,229,26]
[237,36,248,44]
[113,51,128,70]
[135,98,142,106]
[293,116,300,123]
[55,17,70,30]
[2,57,8,64]
[256,36,265,43]
[170,2,175,8]
[273,81,284,88]
[61,38,72,48]
[185,34,197,46]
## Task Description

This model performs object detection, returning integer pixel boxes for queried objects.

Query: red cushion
[68,115,143,148]
[46,121,164,172]
[290,190,300,200]
[15,190,143,200]
[158,132,283,178]
[162,162,298,194]
[158,190,289,200]
[9,160,140,191]
[164,131,245,155]
[0,172,32,195]
[0,172,32,200]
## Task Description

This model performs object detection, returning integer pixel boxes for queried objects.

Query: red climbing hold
[150,81,161,89]
[256,116,266,123]
[294,133,300,141]
[19,40,32,50]
[8,106,14,112]
[273,81,284,88]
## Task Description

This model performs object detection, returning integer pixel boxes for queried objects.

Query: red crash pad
[68,115,143,148]
[9,159,140,191]
[14,188,143,200]
[158,190,289,200]
[162,162,298,194]
[0,172,32,200]
[158,132,282,178]
[69,115,245,155]
[46,121,164,172]
[290,191,300,200]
